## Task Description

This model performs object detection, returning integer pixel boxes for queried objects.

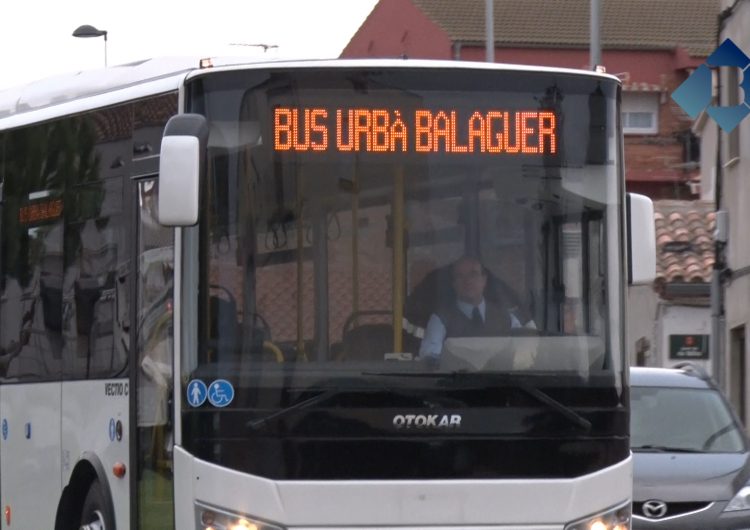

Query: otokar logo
[392,414,462,429]
[672,38,750,132]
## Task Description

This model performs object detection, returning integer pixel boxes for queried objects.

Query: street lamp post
[72,24,108,67]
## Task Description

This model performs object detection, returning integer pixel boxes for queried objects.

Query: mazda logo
[642,499,668,519]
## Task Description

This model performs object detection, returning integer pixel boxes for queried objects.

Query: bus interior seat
[341,323,395,361]
[208,295,239,359]
[208,295,275,362]
[340,310,421,361]
[405,262,528,329]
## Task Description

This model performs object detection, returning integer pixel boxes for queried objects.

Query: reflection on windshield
[631,386,745,453]
[188,69,620,388]
[199,166,609,375]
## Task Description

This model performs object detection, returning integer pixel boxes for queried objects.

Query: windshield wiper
[632,445,704,453]
[246,383,450,431]
[246,389,338,430]
[703,423,736,450]
[363,370,592,432]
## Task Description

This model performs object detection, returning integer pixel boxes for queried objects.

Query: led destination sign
[273,107,557,155]
[18,199,63,225]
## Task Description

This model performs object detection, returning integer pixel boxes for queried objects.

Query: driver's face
[452,259,487,305]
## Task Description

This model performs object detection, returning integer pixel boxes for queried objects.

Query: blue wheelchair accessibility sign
[208,379,234,407]
[187,379,208,407]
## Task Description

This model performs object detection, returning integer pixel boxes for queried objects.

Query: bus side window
[63,106,131,380]
[0,122,64,381]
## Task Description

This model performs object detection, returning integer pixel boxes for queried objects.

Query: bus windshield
[179,66,626,480]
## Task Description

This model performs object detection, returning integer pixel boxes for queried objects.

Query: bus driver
[418,256,534,358]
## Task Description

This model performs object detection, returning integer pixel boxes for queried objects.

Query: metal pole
[710,1,732,393]
[711,11,723,389]
[590,0,601,69]
[313,204,329,361]
[296,176,306,360]
[392,166,405,353]
[103,32,108,68]
[711,268,724,386]
[351,172,360,329]
[485,0,494,62]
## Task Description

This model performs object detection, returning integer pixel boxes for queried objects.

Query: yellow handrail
[296,175,308,361]
[392,166,405,353]
[351,170,360,329]
[263,340,285,363]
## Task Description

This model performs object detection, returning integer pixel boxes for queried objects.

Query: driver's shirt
[418,298,522,358]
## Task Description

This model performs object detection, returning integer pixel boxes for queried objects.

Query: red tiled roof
[410,0,719,56]
[654,200,715,286]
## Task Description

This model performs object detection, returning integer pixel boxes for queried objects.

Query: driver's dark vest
[436,301,512,338]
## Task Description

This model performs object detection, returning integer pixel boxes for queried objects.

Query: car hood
[633,452,750,502]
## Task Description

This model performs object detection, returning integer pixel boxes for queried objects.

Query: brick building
[342,0,719,199]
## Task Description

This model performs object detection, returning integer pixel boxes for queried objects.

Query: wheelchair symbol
[208,379,234,408]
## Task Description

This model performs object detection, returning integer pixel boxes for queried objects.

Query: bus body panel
[0,382,62,529]
[171,62,628,529]
[177,446,631,527]
[61,379,130,530]
[0,59,629,530]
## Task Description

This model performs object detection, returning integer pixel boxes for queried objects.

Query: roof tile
[411,0,718,56]
[654,200,715,287]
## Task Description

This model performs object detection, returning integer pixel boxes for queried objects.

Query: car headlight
[725,486,750,512]
[195,502,286,530]
[564,501,631,530]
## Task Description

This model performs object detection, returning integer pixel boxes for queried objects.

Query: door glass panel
[135,178,174,530]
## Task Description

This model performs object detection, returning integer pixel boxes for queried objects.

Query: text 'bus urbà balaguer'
[273,107,557,155]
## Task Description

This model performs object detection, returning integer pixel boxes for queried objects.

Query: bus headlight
[564,502,631,530]
[195,503,286,530]
[725,486,750,512]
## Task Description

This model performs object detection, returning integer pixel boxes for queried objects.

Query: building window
[622,92,659,134]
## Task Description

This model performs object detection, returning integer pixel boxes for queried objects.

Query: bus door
[133,176,175,530]
[0,172,3,506]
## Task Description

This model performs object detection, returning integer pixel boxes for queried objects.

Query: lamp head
[72,25,107,38]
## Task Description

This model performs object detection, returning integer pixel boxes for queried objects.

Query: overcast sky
[0,0,378,90]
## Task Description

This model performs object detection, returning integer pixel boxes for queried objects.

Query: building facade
[342,0,718,199]
[714,0,750,423]
[628,200,715,372]
[343,0,725,378]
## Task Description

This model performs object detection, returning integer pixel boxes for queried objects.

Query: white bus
[0,57,655,530]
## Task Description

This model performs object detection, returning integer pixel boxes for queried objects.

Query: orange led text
[273,107,557,155]
[19,199,64,225]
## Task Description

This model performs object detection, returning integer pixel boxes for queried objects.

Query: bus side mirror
[158,114,208,226]
[627,193,656,285]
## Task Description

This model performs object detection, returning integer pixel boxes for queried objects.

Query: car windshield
[631,385,746,453]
